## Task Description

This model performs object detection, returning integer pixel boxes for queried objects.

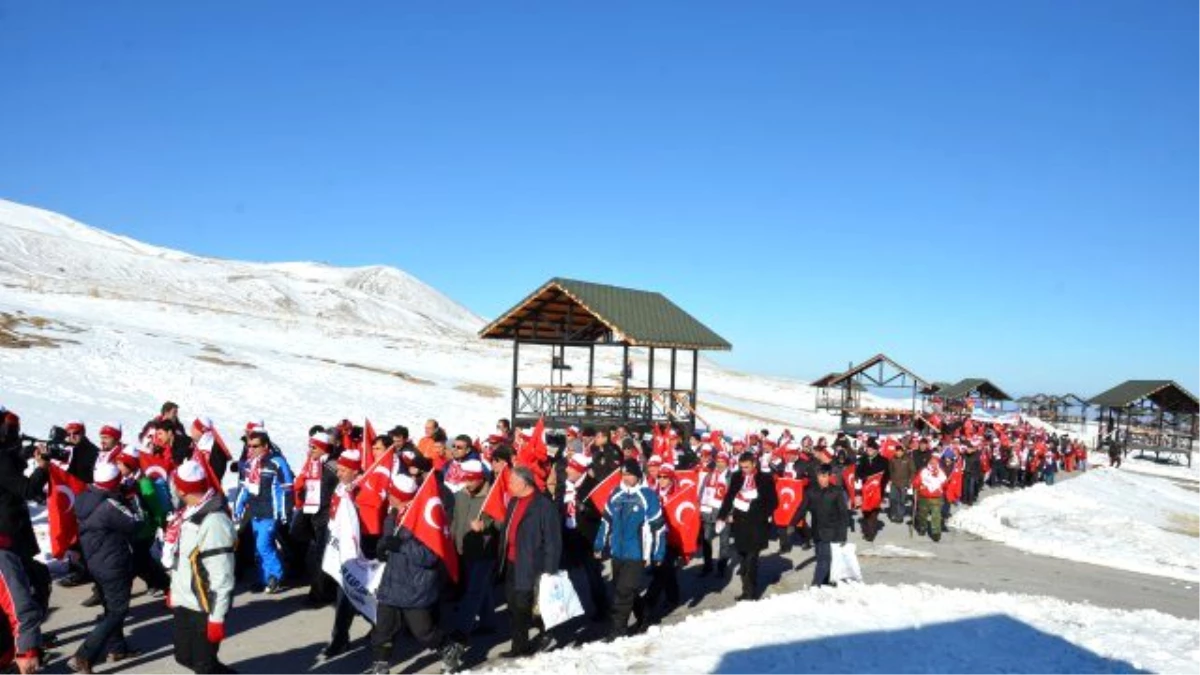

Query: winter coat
[0,549,41,656]
[589,442,623,482]
[797,483,849,543]
[376,513,442,609]
[0,457,47,560]
[560,474,602,568]
[963,449,983,478]
[66,437,100,485]
[717,470,777,554]
[887,453,916,490]
[234,451,295,523]
[169,496,236,623]
[499,491,562,593]
[855,453,890,492]
[594,484,665,564]
[450,484,497,562]
[76,486,140,582]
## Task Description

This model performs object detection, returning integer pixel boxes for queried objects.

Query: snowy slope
[483,583,1198,674]
[954,468,1200,582]
[0,198,840,468]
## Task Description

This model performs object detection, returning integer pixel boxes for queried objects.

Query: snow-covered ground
[483,583,1198,674]
[1088,451,1200,482]
[954,468,1200,582]
[0,198,842,472]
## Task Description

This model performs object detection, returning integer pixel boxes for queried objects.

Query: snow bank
[954,468,1200,582]
[1089,451,1200,482]
[483,583,1198,674]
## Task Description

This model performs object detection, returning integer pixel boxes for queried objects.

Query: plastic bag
[829,542,863,584]
[536,571,585,629]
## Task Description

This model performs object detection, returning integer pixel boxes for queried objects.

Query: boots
[716,560,728,578]
[368,661,389,674]
[699,561,712,577]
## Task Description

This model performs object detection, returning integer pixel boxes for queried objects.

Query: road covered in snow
[483,583,1198,674]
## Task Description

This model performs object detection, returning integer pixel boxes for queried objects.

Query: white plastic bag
[536,571,585,629]
[829,542,863,584]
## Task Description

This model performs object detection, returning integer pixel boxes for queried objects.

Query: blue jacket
[234,451,295,523]
[594,485,665,564]
[375,513,442,609]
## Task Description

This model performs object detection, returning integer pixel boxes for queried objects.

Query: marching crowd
[0,402,1089,674]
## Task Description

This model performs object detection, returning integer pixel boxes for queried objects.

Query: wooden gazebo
[479,277,731,434]
[932,378,1012,413]
[814,353,928,433]
[1088,380,1199,466]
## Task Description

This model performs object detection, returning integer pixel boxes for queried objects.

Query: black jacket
[376,512,442,609]
[717,470,777,554]
[169,434,194,469]
[76,486,140,582]
[559,474,602,568]
[963,449,983,478]
[66,437,101,485]
[855,453,891,492]
[499,492,562,593]
[588,443,623,482]
[798,484,849,543]
[0,453,47,561]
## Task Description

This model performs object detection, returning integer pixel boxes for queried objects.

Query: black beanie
[621,459,643,480]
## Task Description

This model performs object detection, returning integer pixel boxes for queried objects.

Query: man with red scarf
[699,451,732,576]
[717,452,777,602]
[290,431,339,606]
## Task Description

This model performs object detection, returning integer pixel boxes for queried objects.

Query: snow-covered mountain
[0,197,836,466]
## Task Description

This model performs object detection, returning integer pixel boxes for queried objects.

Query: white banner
[322,495,385,624]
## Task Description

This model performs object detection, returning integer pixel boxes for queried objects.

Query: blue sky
[1,1,1196,396]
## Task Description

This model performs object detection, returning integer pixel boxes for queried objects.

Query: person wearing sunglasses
[232,431,295,595]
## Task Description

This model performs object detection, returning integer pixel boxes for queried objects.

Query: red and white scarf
[301,454,327,514]
[243,454,264,496]
[161,488,217,571]
[733,470,758,512]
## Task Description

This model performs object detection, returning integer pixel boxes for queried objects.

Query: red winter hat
[65,421,86,435]
[459,459,485,482]
[716,451,731,464]
[567,452,592,474]
[173,459,209,496]
[387,474,418,501]
[309,432,331,453]
[337,449,362,472]
[99,423,122,441]
[116,446,140,470]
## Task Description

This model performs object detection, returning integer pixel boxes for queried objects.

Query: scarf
[161,489,217,571]
[243,454,264,496]
[563,475,583,529]
[733,469,758,512]
[301,454,327,513]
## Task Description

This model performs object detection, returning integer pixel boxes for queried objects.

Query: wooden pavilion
[813,353,928,433]
[1088,380,1199,466]
[479,277,731,434]
[930,378,1012,413]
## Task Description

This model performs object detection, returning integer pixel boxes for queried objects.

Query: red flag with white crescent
[861,471,885,512]
[674,469,700,495]
[663,484,700,558]
[586,469,622,514]
[945,459,965,504]
[361,419,377,472]
[48,464,87,559]
[774,477,807,527]
[479,466,511,523]
[399,473,459,583]
[841,465,857,505]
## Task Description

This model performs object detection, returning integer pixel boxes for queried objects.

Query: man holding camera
[0,409,52,615]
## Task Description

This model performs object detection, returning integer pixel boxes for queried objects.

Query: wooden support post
[511,339,520,426]
[648,346,656,426]
[621,343,630,422]
[690,349,699,433]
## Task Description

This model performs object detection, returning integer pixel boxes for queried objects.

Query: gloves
[164,590,172,608]
[207,620,225,644]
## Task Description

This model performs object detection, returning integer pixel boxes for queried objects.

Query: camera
[19,425,74,463]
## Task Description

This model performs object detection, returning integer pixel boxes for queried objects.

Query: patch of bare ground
[304,356,434,385]
[192,354,256,369]
[1162,513,1199,538]
[0,312,84,349]
[454,383,503,398]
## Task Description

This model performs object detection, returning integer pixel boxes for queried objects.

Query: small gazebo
[933,378,1012,413]
[814,353,928,433]
[479,277,731,434]
[1088,380,1199,466]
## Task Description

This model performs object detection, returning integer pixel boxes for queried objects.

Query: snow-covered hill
[0,198,841,465]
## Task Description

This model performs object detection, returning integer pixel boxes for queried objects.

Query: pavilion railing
[515,385,693,425]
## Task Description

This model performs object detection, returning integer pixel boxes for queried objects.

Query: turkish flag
[774,477,807,527]
[841,465,857,505]
[48,464,87,559]
[354,448,393,537]
[675,469,700,495]
[361,419,377,472]
[861,471,885,512]
[586,469,622,513]
[479,466,511,523]
[400,473,459,583]
[663,485,700,558]
[945,460,964,504]
[516,418,549,491]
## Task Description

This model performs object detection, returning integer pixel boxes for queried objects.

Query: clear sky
[1,1,1196,396]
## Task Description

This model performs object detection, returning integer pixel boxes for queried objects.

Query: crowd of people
[0,401,1089,674]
